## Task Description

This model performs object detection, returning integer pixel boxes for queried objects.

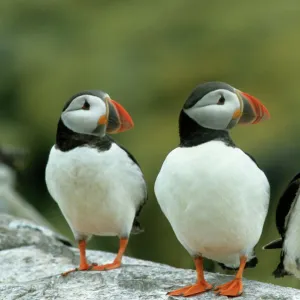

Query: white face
[61,94,108,136]
[183,89,241,130]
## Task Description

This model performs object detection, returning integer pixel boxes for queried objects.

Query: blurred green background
[2,0,300,289]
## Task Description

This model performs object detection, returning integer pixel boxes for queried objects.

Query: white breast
[154,141,269,266]
[45,144,145,238]
[283,194,300,278]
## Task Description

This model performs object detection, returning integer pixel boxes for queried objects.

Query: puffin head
[182,82,270,130]
[61,90,134,137]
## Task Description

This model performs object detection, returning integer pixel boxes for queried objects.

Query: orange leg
[91,238,128,271]
[62,240,93,276]
[167,257,213,297]
[214,255,247,297]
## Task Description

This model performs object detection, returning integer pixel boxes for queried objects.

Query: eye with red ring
[217,96,225,105]
[82,100,90,110]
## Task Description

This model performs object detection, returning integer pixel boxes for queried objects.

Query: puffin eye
[217,96,225,105]
[82,100,90,110]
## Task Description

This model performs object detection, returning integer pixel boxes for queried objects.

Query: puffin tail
[218,256,258,271]
[262,238,283,250]
[130,218,144,235]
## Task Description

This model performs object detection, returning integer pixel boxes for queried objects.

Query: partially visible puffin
[263,173,300,278]
[154,82,270,297]
[0,146,52,228]
[45,90,147,275]
[0,146,72,245]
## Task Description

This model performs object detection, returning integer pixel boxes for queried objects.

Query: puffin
[45,90,147,275]
[154,82,270,297]
[263,173,300,278]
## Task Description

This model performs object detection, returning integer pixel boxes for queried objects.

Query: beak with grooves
[97,97,134,134]
[233,90,270,125]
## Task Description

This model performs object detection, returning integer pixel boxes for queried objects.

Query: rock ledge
[0,214,299,300]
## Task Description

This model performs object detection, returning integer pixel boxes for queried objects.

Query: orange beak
[100,97,134,134]
[235,90,270,125]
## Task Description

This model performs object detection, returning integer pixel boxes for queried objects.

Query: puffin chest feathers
[155,140,270,258]
[45,144,145,236]
[283,194,300,278]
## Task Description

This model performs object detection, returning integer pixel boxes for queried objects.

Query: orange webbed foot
[167,285,193,297]
[62,239,95,276]
[61,263,94,276]
[62,238,128,275]
[91,238,127,271]
[91,260,121,271]
[214,278,243,297]
[167,280,213,297]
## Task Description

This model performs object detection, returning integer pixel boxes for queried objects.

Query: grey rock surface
[0,214,300,300]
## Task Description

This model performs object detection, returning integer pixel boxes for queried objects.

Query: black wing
[118,143,142,169]
[263,238,283,250]
[117,142,148,235]
[276,173,300,237]
[244,152,259,167]
[243,151,283,250]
